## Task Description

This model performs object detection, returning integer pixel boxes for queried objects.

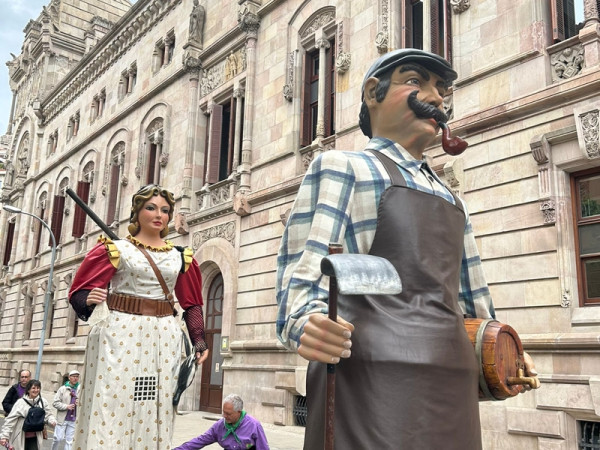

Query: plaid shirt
[276,137,495,350]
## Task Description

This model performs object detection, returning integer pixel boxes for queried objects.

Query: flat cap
[69,370,80,376]
[362,49,457,96]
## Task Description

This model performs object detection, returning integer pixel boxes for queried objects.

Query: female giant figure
[69,185,209,449]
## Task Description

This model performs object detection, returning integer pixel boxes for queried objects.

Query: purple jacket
[174,414,269,450]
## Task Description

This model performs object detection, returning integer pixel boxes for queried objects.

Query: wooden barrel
[464,318,525,401]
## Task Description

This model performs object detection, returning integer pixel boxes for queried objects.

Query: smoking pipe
[438,122,468,156]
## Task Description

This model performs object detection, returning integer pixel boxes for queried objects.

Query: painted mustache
[407,90,468,155]
[407,90,448,123]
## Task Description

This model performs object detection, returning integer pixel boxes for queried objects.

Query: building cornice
[41,0,183,124]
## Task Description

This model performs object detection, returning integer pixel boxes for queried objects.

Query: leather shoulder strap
[367,150,407,187]
[137,246,170,298]
[136,246,178,316]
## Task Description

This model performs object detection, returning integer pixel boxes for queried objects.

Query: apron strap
[367,150,464,213]
[367,150,406,187]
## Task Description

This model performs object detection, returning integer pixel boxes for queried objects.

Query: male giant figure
[276,49,538,449]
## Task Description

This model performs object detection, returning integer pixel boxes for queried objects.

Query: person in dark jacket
[2,370,31,415]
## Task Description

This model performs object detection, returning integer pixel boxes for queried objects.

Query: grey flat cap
[362,49,457,96]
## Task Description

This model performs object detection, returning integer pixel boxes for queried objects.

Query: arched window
[106,142,125,226]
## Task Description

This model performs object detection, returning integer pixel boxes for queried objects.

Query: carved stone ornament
[550,44,585,82]
[336,52,351,74]
[283,84,293,101]
[301,11,334,39]
[561,289,571,308]
[192,221,236,249]
[238,5,260,36]
[375,32,389,54]
[159,152,169,167]
[233,191,251,216]
[302,150,314,171]
[540,199,556,224]
[183,54,202,74]
[579,110,600,158]
[450,0,470,13]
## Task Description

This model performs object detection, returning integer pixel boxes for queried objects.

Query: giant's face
[365,63,448,157]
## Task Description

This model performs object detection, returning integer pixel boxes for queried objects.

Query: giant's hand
[298,314,354,364]
[86,288,108,306]
[195,349,209,366]
[523,351,540,390]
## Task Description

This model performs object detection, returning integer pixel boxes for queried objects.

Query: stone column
[237,4,260,194]
[315,34,330,141]
[181,54,202,214]
[232,87,245,171]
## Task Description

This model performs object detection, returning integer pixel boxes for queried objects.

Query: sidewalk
[173,411,305,449]
[0,385,305,449]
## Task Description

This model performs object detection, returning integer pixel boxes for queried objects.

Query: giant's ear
[363,77,380,107]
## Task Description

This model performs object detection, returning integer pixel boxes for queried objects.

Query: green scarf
[65,381,79,390]
[223,410,246,444]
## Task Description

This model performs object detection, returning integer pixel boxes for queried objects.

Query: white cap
[68,370,80,376]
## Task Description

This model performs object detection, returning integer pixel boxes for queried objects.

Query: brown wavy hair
[128,184,175,238]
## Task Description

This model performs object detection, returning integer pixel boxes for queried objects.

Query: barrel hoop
[475,319,499,401]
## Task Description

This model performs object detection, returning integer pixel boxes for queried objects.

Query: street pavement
[0,386,305,449]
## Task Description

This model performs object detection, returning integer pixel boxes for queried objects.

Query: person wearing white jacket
[51,371,79,450]
[0,379,57,450]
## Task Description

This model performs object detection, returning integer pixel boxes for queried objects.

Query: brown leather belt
[107,293,174,317]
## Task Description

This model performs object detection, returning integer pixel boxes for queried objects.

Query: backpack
[22,398,45,432]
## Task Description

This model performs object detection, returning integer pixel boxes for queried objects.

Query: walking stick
[325,243,343,450]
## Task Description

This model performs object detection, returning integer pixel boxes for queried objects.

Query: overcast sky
[0,1,586,139]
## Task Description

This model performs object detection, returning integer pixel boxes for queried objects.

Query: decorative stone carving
[336,52,351,74]
[450,0,470,14]
[301,11,334,38]
[540,199,556,224]
[183,54,202,74]
[561,289,571,308]
[550,44,585,82]
[175,213,189,235]
[302,150,313,171]
[376,0,389,53]
[283,51,296,101]
[188,0,205,47]
[280,208,291,226]
[233,191,251,216]
[579,110,600,158]
[192,221,236,249]
[238,4,260,36]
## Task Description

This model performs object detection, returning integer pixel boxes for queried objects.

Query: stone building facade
[0,0,599,447]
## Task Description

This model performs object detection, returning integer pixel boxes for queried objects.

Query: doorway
[200,273,224,413]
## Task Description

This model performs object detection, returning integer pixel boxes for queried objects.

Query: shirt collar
[365,137,433,178]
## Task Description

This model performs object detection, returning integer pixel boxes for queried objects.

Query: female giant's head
[128,184,175,238]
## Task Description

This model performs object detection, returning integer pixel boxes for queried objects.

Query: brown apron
[303,151,482,450]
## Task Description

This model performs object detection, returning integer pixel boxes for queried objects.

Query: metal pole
[16,210,56,380]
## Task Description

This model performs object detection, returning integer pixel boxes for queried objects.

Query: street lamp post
[3,204,57,380]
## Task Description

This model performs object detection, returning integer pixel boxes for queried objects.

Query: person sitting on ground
[0,379,57,450]
[2,370,31,415]
[174,394,269,450]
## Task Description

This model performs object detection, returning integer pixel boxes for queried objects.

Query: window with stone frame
[106,142,125,226]
[49,178,69,246]
[153,31,176,73]
[119,63,137,100]
[403,0,453,61]
[2,220,15,266]
[47,130,58,156]
[90,89,106,122]
[300,36,335,148]
[572,168,600,305]
[203,94,245,184]
[72,163,94,238]
[145,119,165,185]
[67,112,80,141]
[33,192,48,256]
[551,0,586,42]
